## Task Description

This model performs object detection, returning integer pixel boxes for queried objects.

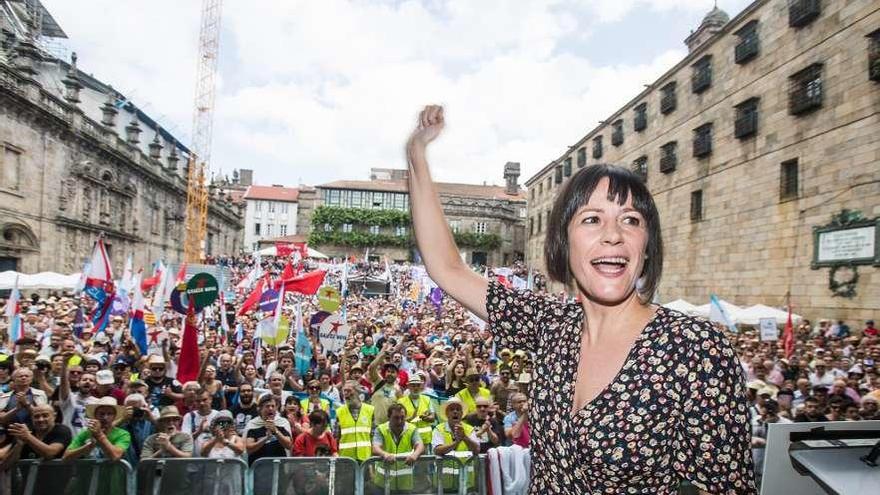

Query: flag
[141,260,164,291]
[72,306,86,339]
[254,337,263,370]
[783,303,794,359]
[75,260,91,294]
[175,262,188,283]
[341,260,349,298]
[237,263,262,290]
[276,242,307,258]
[4,276,22,342]
[119,254,133,293]
[129,272,148,355]
[234,322,244,344]
[294,302,312,375]
[281,270,327,295]
[257,284,289,346]
[237,278,266,316]
[83,238,116,333]
[273,260,299,290]
[177,297,200,384]
[219,290,230,342]
[709,294,737,333]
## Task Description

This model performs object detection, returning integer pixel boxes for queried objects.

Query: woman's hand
[406,105,445,154]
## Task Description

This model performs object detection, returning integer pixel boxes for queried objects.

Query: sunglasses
[150,367,165,371]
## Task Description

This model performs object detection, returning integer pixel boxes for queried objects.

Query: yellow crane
[184,0,223,263]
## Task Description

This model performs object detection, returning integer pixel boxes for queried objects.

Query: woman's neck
[579,293,655,344]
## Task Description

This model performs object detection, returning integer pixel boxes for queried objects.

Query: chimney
[504,162,520,195]
[239,169,254,186]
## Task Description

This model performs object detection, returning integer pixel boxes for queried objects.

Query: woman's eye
[622,216,641,226]
[581,216,598,224]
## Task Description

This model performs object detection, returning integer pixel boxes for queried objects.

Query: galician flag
[3,275,23,343]
[129,272,148,355]
[709,294,738,333]
[294,301,312,376]
[118,253,134,293]
[83,237,116,333]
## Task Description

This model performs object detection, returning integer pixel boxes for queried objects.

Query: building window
[281,202,288,214]
[546,177,552,192]
[734,20,759,64]
[592,136,603,159]
[323,223,332,232]
[372,192,383,208]
[369,225,380,235]
[255,200,262,211]
[693,123,713,158]
[867,29,880,82]
[266,224,273,236]
[789,63,823,115]
[329,189,341,205]
[254,223,261,236]
[395,226,406,236]
[342,223,353,233]
[268,201,276,213]
[280,225,287,236]
[473,222,487,234]
[690,190,703,221]
[529,218,534,237]
[1,144,22,191]
[450,220,460,233]
[537,214,542,233]
[660,141,677,174]
[519,207,526,218]
[530,188,535,200]
[780,159,799,201]
[554,164,563,184]
[734,97,760,139]
[611,120,624,146]
[660,81,677,114]
[577,147,586,168]
[789,0,821,28]
[633,103,647,132]
[537,181,543,195]
[691,55,712,94]
[394,194,406,210]
[632,156,648,181]
[563,157,572,177]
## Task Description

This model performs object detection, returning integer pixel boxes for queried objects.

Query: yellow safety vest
[336,403,374,461]
[398,394,434,446]
[435,422,475,491]
[373,421,417,491]
[454,387,491,416]
[300,397,330,414]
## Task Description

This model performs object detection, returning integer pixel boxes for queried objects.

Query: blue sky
[43,0,752,188]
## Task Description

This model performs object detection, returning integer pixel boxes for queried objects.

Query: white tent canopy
[737,304,802,326]
[0,271,81,290]
[255,246,329,259]
[693,299,743,320]
[662,298,700,315]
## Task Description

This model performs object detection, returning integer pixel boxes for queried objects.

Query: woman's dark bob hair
[544,164,663,303]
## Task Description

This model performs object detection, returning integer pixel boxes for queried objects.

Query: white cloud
[41,0,743,186]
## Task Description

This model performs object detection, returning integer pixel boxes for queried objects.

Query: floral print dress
[485,281,757,494]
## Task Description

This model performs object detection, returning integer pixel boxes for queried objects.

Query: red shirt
[292,430,338,457]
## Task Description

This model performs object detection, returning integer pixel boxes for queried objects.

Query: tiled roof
[243,185,299,202]
[317,179,526,201]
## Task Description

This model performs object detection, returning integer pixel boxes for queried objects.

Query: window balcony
[789,0,820,28]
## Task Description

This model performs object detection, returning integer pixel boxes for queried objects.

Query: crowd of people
[0,254,877,493]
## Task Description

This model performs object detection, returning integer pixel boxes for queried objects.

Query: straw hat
[441,397,465,418]
[85,396,126,419]
[158,405,182,420]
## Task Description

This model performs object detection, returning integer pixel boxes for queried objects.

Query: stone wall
[525,0,880,322]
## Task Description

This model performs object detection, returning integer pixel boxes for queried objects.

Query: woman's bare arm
[406,105,488,319]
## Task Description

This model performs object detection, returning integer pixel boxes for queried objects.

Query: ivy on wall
[309,228,502,250]
[311,206,410,227]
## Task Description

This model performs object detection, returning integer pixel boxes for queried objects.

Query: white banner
[759,318,779,341]
[318,313,349,355]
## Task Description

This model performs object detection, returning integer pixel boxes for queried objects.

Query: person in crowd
[397,374,435,449]
[284,395,310,437]
[4,404,70,461]
[503,393,530,448]
[181,388,220,456]
[201,410,244,458]
[463,396,503,453]
[293,409,337,457]
[246,394,292,465]
[120,393,156,463]
[302,379,331,414]
[0,367,48,427]
[141,406,193,459]
[455,368,492,416]
[794,397,829,422]
[369,349,403,426]
[231,382,259,435]
[335,380,374,462]
[371,403,424,492]
[63,396,130,461]
[432,398,479,492]
[144,355,182,409]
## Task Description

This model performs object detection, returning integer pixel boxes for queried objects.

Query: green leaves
[311,206,410,227]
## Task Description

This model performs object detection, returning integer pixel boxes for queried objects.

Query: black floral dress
[485,282,756,494]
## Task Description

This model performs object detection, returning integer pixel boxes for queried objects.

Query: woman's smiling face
[566,177,649,306]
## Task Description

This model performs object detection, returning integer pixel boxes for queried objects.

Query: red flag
[496,275,511,288]
[275,242,294,257]
[237,278,266,316]
[273,260,301,290]
[177,297,200,384]
[141,274,160,291]
[783,304,794,359]
[175,262,188,283]
[282,270,327,295]
[296,242,309,258]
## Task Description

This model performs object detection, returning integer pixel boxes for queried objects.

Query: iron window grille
[693,123,713,158]
[692,55,713,94]
[690,190,703,221]
[734,20,760,64]
[592,136,603,159]
[564,157,572,177]
[789,63,823,115]
[780,159,799,201]
[632,156,648,182]
[789,0,821,28]
[660,141,677,173]
[734,97,759,139]
[577,147,586,168]
[554,164,563,184]
[633,103,647,132]
[660,81,677,114]
[611,120,624,146]
[869,29,880,82]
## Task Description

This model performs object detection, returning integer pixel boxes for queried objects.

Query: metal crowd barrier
[136,457,247,495]
[10,458,134,495]
[361,455,470,495]
[250,456,361,495]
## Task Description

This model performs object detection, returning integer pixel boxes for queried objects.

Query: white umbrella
[738,304,802,326]
[0,271,82,290]
[662,298,700,315]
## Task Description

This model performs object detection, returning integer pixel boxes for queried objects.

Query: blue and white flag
[4,276,22,343]
[709,294,738,333]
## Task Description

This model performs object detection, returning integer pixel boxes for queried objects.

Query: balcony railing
[870,53,880,82]
[592,142,603,159]
[735,36,759,64]
[660,92,676,114]
[611,129,623,146]
[634,113,647,131]
[734,112,758,139]
[693,134,712,157]
[692,69,711,93]
[659,153,676,174]
[789,85,822,115]
[789,0,821,28]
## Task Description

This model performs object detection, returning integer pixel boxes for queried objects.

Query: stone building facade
[525,0,880,322]
[0,6,242,275]
[312,165,526,265]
